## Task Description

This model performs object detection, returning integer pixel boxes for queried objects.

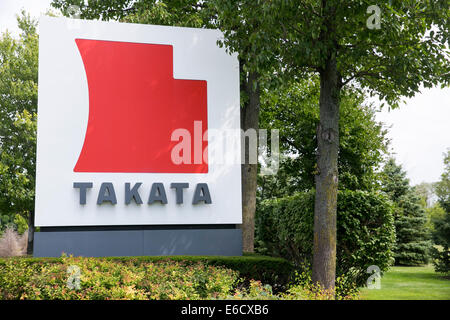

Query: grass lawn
[360,265,450,300]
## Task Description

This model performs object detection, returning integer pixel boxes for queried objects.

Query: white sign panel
[35,16,241,226]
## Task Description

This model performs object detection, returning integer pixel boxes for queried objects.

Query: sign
[35,17,241,227]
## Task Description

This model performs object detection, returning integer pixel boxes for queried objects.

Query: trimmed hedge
[105,254,293,289]
[0,256,240,300]
[0,254,293,295]
[256,190,396,290]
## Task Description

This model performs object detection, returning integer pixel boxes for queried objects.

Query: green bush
[0,256,362,300]
[431,210,450,275]
[282,271,360,300]
[0,254,293,300]
[203,254,293,290]
[256,189,396,292]
[432,247,450,275]
[0,256,240,300]
[256,191,315,270]
[98,254,293,290]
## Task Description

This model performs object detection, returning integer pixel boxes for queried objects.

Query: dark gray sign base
[34,228,242,257]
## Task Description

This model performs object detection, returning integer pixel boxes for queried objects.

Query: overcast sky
[1,0,449,186]
[374,88,449,185]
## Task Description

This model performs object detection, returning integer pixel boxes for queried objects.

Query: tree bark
[26,209,35,255]
[312,53,340,291]
[240,71,260,253]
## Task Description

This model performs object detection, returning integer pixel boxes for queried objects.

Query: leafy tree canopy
[0,12,38,232]
[434,150,450,213]
[259,78,388,198]
[213,0,450,106]
[430,150,450,274]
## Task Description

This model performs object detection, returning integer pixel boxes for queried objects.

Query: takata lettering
[73,182,212,205]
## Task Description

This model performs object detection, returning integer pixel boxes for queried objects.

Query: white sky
[374,87,450,185]
[0,0,54,34]
[1,0,449,186]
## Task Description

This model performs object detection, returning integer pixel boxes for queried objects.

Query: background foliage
[381,159,431,265]
[256,189,396,293]
[0,256,240,300]
[0,255,363,300]
[258,78,388,198]
[431,150,450,274]
[0,12,38,235]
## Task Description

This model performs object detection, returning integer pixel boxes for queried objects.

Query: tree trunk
[27,209,35,255]
[312,53,340,291]
[240,71,260,253]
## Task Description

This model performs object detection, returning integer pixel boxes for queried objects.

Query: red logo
[74,39,208,173]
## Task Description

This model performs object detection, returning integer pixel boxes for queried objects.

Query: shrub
[256,189,396,292]
[431,210,450,275]
[431,247,450,275]
[0,256,240,300]
[202,254,293,291]
[0,256,359,300]
[256,192,315,268]
[231,280,280,300]
[282,270,360,300]
[0,254,293,300]
[97,254,293,291]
